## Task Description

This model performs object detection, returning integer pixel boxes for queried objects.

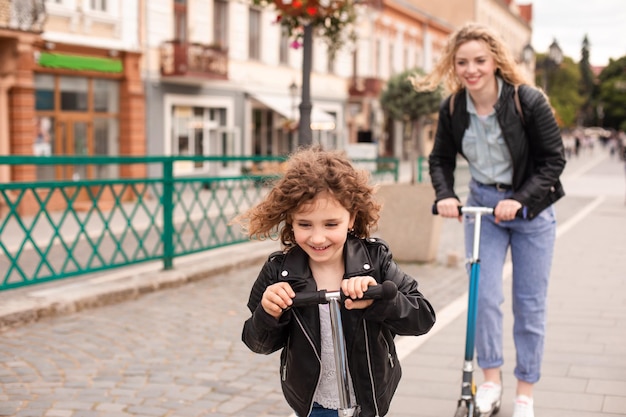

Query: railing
[0,0,47,32]
[0,155,399,291]
[415,155,471,189]
[160,40,228,80]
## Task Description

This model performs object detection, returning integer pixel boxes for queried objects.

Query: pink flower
[290,40,302,49]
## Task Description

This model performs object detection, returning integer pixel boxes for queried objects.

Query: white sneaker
[512,395,534,417]
[475,381,502,414]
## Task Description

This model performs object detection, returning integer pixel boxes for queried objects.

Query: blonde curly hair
[411,22,529,94]
[233,146,381,249]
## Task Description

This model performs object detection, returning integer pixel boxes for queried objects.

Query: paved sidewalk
[0,149,624,416]
[388,152,626,417]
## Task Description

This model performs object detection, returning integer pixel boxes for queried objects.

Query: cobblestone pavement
[1,149,623,417]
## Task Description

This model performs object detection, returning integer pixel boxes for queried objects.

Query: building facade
[1,0,145,185]
[1,0,535,183]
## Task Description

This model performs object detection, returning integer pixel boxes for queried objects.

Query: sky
[528,0,626,67]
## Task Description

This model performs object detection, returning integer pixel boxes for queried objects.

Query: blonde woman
[414,23,566,417]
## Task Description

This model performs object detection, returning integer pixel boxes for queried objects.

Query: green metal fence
[0,155,398,291]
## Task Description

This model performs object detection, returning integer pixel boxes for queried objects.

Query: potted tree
[376,69,443,262]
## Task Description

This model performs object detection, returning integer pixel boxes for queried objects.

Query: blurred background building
[0,0,533,182]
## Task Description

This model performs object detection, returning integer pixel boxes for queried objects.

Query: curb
[0,240,280,332]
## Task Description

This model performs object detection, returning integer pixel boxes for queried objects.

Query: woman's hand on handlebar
[262,282,295,319]
[436,198,462,222]
[494,199,522,224]
[341,276,377,310]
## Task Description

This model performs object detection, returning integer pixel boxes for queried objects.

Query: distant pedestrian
[234,146,436,417]
[412,22,566,417]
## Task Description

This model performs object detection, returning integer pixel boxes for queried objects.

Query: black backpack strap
[448,93,456,115]
[514,85,525,125]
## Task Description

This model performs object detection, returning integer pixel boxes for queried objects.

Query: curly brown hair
[233,146,381,248]
[411,22,528,95]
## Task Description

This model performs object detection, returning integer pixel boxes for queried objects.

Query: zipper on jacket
[282,336,289,382]
[383,337,394,368]
[293,311,322,416]
[362,319,381,416]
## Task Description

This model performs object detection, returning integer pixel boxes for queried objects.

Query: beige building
[408,0,534,80]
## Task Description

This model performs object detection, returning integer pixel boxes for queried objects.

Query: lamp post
[299,23,313,146]
[541,38,563,93]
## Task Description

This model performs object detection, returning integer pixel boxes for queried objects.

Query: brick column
[118,51,146,178]
[9,34,37,182]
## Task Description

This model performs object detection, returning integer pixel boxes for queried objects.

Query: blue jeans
[307,403,338,417]
[464,180,556,384]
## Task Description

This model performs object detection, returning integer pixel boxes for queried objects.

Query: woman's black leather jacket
[429,81,566,219]
[242,235,436,417]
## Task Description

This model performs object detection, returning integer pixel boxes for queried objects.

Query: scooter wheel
[453,401,473,417]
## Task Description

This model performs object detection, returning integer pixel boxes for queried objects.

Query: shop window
[60,76,88,112]
[34,74,120,180]
[93,79,119,112]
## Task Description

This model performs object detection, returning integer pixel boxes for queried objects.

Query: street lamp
[289,81,298,121]
[521,43,534,65]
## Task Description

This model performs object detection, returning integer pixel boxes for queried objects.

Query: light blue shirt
[462,77,513,185]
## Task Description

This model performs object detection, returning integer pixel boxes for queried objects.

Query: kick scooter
[433,205,498,417]
[290,280,398,417]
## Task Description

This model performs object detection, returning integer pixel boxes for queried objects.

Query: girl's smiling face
[454,39,497,93]
[292,192,355,268]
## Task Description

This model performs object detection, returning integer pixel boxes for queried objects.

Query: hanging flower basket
[253,0,357,59]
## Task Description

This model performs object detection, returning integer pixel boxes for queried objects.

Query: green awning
[38,52,123,73]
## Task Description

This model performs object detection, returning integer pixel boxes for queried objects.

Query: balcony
[0,0,46,32]
[160,41,228,81]
[349,77,383,97]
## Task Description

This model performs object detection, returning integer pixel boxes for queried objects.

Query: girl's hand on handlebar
[436,198,462,222]
[341,276,376,310]
[494,199,522,224]
[261,282,295,319]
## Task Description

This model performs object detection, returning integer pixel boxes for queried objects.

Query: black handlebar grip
[354,280,398,301]
[291,289,329,307]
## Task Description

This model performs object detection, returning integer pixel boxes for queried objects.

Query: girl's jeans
[464,180,556,384]
[308,403,338,417]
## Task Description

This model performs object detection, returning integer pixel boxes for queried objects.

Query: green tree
[380,68,442,180]
[535,55,584,127]
[579,35,596,125]
[596,56,626,130]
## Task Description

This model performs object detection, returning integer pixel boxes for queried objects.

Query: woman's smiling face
[291,192,354,267]
[454,39,497,93]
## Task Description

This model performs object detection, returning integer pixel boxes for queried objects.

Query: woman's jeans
[464,180,556,384]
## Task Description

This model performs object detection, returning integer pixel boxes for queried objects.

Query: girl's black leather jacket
[429,81,566,219]
[242,236,436,417]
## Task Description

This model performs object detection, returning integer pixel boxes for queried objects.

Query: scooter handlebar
[431,204,526,218]
[291,280,398,307]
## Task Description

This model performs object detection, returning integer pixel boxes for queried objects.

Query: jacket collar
[278,236,375,289]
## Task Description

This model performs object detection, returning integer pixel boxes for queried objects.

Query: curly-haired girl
[237,146,435,417]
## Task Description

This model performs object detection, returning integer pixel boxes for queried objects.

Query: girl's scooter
[290,280,398,417]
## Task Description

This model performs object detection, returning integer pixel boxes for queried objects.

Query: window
[174,0,188,42]
[279,30,290,65]
[90,0,107,11]
[34,75,120,179]
[214,0,229,48]
[248,8,261,60]
[60,77,88,112]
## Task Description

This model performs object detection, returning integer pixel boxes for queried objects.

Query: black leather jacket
[242,236,436,417]
[429,82,566,219]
